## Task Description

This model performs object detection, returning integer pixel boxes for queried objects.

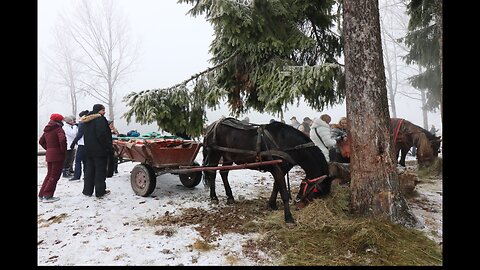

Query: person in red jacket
[39,113,67,203]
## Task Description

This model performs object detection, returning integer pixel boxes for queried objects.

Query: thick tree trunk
[343,0,417,227]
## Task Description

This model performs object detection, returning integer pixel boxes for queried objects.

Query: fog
[38,0,442,137]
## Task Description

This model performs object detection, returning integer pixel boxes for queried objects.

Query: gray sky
[38,0,442,136]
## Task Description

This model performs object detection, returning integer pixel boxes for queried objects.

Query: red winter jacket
[39,120,67,162]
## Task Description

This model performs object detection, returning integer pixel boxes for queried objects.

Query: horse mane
[266,121,311,140]
[415,132,433,159]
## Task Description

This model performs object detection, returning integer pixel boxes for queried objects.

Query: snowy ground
[37,153,442,266]
[37,153,282,266]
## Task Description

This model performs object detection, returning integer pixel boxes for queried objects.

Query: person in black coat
[82,104,113,197]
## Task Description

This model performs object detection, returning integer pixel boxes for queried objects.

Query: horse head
[265,121,330,179]
[294,175,334,210]
[263,122,334,208]
[416,132,435,167]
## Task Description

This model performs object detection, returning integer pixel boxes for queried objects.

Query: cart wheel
[179,162,202,188]
[131,164,156,196]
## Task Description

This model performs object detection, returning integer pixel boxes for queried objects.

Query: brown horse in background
[390,118,441,167]
[330,118,441,167]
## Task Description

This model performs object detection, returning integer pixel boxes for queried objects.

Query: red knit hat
[50,113,64,122]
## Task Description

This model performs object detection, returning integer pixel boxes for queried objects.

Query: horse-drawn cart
[113,137,203,197]
[113,135,285,197]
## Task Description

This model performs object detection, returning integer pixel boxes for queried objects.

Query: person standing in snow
[310,114,337,162]
[298,117,312,137]
[289,116,301,129]
[69,110,89,181]
[429,125,439,136]
[62,115,78,178]
[82,104,112,197]
[106,120,119,177]
[38,113,67,203]
[329,117,349,163]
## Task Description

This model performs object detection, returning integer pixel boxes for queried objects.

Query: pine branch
[162,50,240,93]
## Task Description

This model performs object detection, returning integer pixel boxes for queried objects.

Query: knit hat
[64,116,73,123]
[50,113,64,122]
[79,110,89,117]
[92,104,105,113]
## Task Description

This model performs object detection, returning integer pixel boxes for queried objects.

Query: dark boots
[62,169,71,178]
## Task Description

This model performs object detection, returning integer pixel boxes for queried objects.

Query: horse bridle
[296,175,328,203]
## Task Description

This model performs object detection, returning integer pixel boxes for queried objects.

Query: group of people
[289,115,349,163]
[38,104,119,203]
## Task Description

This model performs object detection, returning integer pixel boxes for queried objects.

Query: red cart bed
[112,138,202,196]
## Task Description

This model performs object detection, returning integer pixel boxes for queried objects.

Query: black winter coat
[82,113,113,157]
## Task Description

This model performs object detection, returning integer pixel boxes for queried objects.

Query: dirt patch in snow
[144,198,271,242]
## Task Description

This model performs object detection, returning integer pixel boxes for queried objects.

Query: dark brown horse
[202,117,333,224]
[390,118,441,167]
[330,118,441,167]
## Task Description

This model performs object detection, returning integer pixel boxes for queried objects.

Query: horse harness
[391,118,404,144]
[206,118,316,165]
[296,175,329,203]
[205,118,329,201]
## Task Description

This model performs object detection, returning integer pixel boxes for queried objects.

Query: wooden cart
[113,138,203,196]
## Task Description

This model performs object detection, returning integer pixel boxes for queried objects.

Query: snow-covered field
[37,153,442,266]
[37,154,281,266]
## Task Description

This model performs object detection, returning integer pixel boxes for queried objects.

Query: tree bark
[343,0,417,227]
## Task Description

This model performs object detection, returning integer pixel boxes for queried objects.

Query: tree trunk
[436,0,443,124]
[421,89,428,129]
[343,0,417,227]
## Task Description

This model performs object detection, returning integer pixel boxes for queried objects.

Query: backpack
[127,130,140,137]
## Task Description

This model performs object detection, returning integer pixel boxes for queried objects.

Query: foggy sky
[38,0,442,137]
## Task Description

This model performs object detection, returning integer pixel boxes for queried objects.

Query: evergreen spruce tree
[123,0,343,136]
[402,0,442,114]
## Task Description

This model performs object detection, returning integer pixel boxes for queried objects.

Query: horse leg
[395,147,402,166]
[204,152,222,203]
[220,160,235,204]
[270,167,295,224]
[268,181,279,210]
[399,148,408,167]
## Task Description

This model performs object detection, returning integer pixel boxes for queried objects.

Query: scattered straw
[253,184,442,266]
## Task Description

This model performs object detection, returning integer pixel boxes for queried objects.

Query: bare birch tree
[65,0,138,121]
[343,0,417,226]
[37,65,52,108]
[43,23,86,117]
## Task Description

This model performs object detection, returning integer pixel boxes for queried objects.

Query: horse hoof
[226,198,235,204]
[285,220,296,227]
[210,198,219,204]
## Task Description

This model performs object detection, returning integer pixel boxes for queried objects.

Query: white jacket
[63,123,78,148]
[310,118,337,162]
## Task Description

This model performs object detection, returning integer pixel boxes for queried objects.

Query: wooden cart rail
[168,159,283,174]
